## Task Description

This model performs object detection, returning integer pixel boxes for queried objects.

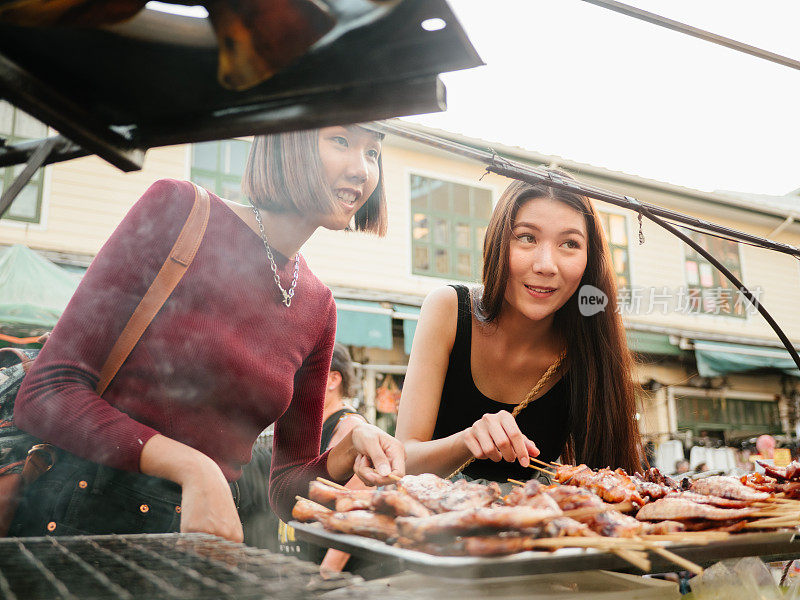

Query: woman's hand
[178,458,243,543]
[140,434,242,542]
[351,423,406,485]
[462,410,539,467]
[327,423,405,485]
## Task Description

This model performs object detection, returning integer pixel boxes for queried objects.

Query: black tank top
[320,407,360,452]
[432,285,570,482]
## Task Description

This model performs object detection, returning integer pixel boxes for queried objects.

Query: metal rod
[0,135,57,218]
[0,135,88,169]
[373,121,800,371]
[579,0,800,71]
[372,121,800,257]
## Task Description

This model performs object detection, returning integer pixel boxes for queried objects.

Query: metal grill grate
[0,533,364,599]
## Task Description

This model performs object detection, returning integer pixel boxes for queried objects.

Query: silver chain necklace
[251,205,300,307]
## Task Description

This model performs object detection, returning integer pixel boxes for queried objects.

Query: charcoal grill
[0,533,368,599]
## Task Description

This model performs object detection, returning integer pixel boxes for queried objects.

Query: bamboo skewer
[642,531,730,543]
[387,473,402,482]
[529,456,556,470]
[507,479,526,486]
[528,464,556,477]
[609,548,651,572]
[744,522,800,529]
[316,477,348,490]
[633,536,704,575]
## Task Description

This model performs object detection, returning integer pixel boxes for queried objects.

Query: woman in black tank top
[396,176,642,482]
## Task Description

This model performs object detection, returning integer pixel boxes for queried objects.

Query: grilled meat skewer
[322,510,398,541]
[396,505,562,542]
[292,498,332,522]
[636,497,759,521]
[691,476,770,502]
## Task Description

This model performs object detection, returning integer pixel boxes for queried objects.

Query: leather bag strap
[96,183,210,395]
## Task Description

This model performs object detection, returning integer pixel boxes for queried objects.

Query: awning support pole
[579,0,800,72]
[0,135,58,218]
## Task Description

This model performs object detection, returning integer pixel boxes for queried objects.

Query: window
[597,211,630,289]
[190,139,252,203]
[0,102,48,223]
[684,231,745,317]
[676,396,780,434]
[410,174,491,280]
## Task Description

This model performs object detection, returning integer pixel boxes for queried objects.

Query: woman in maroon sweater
[12,125,404,542]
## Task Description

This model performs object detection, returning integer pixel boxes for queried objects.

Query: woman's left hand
[350,423,406,486]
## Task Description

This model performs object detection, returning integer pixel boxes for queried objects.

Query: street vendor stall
[2,2,800,599]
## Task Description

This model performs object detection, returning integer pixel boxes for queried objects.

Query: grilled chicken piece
[545,485,606,511]
[462,535,532,557]
[542,516,590,538]
[643,467,681,490]
[308,481,373,509]
[691,476,770,502]
[641,520,685,534]
[372,489,432,518]
[631,475,670,500]
[588,510,643,537]
[741,472,778,492]
[664,491,752,509]
[292,498,332,522]
[519,493,561,513]
[555,465,645,506]
[740,472,800,498]
[396,505,562,542]
[335,493,374,512]
[503,480,544,505]
[321,510,398,541]
[636,497,758,521]
[461,518,590,557]
[396,474,454,512]
[396,537,468,556]
[757,460,800,482]
[396,474,500,513]
[308,481,340,507]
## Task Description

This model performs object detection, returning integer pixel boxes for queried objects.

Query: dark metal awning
[0,0,482,173]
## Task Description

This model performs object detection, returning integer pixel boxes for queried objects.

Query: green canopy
[693,339,800,378]
[0,245,80,329]
[334,299,393,350]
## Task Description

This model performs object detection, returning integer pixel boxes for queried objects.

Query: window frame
[0,103,48,224]
[681,230,748,320]
[189,137,253,204]
[595,204,634,290]
[406,169,495,282]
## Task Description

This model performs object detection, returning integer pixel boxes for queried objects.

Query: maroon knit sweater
[14,179,338,521]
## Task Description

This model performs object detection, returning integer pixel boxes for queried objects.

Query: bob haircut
[241,126,388,236]
[475,175,642,474]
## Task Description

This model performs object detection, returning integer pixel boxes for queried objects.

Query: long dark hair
[477,177,642,473]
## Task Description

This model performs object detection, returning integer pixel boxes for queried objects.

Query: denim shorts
[10,452,184,537]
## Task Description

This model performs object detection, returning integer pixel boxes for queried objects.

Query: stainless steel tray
[290,521,800,578]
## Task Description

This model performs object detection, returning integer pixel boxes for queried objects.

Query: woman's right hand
[178,458,243,543]
[462,410,539,467]
[140,434,242,543]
